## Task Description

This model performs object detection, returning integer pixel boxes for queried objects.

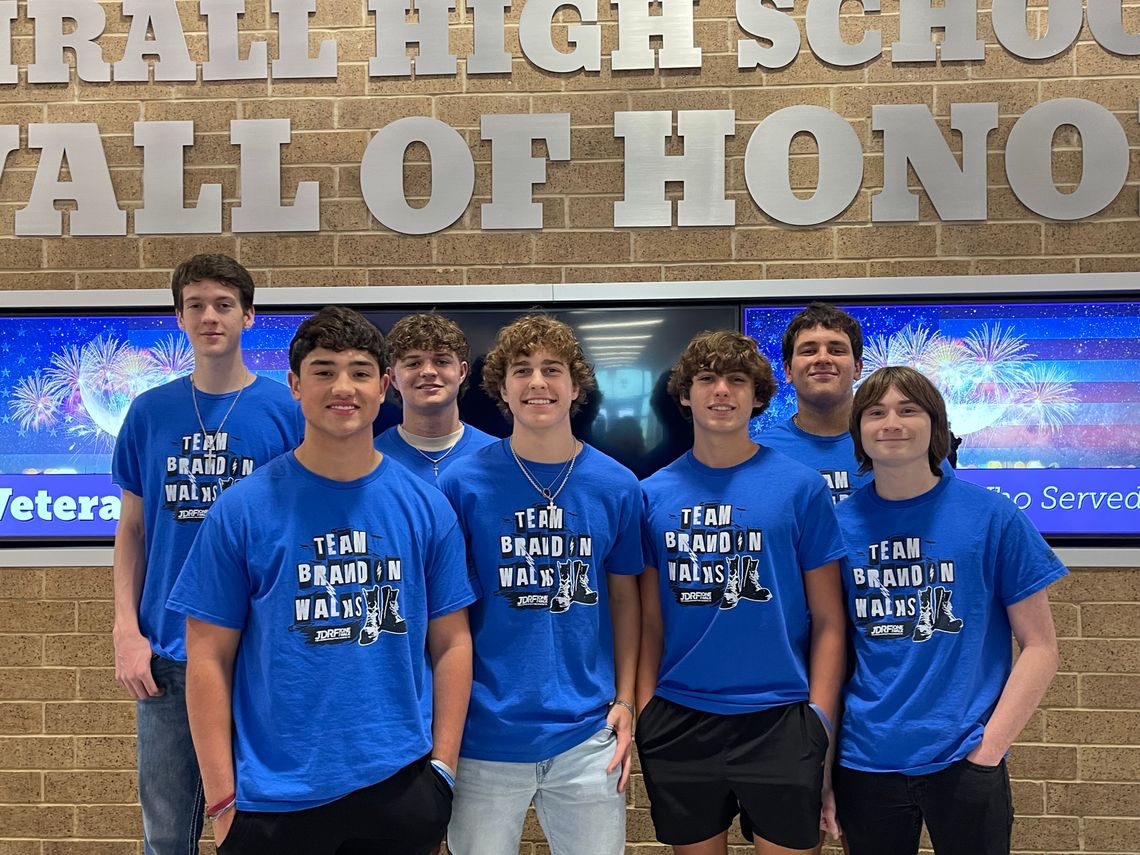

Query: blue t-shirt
[757,417,871,504]
[641,447,846,714]
[112,376,303,661]
[438,440,644,762]
[375,423,498,484]
[167,452,474,811]
[836,476,1068,775]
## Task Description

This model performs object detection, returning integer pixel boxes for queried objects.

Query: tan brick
[1011,814,1080,851]
[0,771,41,803]
[563,265,663,283]
[1081,674,1140,709]
[1045,710,1140,744]
[75,803,143,838]
[1082,818,1140,853]
[0,237,46,269]
[1019,708,1045,743]
[0,669,76,701]
[663,263,766,281]
[1008,743,1077,780]
[0,840,45,855]
[940,223,1042,257]
[43,238,139,270]
[736,227,833,261]
[1079,747,1140,783]
[1011,778,1045,815]
[44,702,136,735]
[0,568,43,597]
[1050,570,1140,602]
[75,270,172,291]
[0,635,43,667]
[235,234,336,267]
[1059,639,1140,674]
[337,96,434,130]
[337,234,434,266]
[1047,782,1140,817]
[435,95,532,129]
[434,233,533,265]
[837,224,938,258]
[0,600,76,633]
[866,260,972,277]
[75,736,136,770]
[633,229,733,262]
[0,805,75,838]
[78,668,124,702]
[1050,603,1079,639]
[78,601,115,634]
[44,771,138,804]
[42,567,112,600]
[1081,603,1140,638]
[1081,255,1140,274]
[972,257,1076,276]
[41,635,113,669]
[0,736,74,769]
[467,266,561,285]
[43,843,141,855]
[535,232,630,264]
[766,261,870,279]
[1040,673,1078,708]
[1044,220,1140,256]
[0,702,43,734]
[365,267,466,286]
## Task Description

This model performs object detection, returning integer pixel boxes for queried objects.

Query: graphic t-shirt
[757,417,871,504]
[439,440,643,762]
[641,447,846,714]
[836,476,1068,775]
[168,452,474,810]
[375,423,498,484]
[112,376,303,661]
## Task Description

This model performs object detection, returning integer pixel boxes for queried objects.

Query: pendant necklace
[510,437,579,514]
[190,372,249,465]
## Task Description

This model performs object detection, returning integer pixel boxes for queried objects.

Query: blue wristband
[430,758,456,788]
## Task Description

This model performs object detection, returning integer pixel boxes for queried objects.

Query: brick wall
[2,564,1137,853]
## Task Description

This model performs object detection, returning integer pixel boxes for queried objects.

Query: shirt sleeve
[167,495,251,630]
[604,474,645,576]
[111,402,143,495]
[995,505,1069,606]
[425,513,477,619]
[639,485,658,571]
[796,477,847,572]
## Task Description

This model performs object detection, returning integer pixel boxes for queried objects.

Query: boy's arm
[426,608,473,771]
[185,617,241,844]
[112,490,159,699]
[606,572,641,793]
[967,589,1059,766]
[804,559,846,840]
[635,566,662,712]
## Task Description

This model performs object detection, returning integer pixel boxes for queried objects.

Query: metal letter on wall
[481,114,571,229]
[134,122,223,234]
[991,0,1082,60]
[519,0,601,73]
[872,103,997,222]
[611,0,701,70]
[114,0,196,81]
[360,117,475,234]
[370,0,457,76]
[272,0,337,78]
[744,105,862,226]
[613,110,735,227]
[28,0,110,83]
[1088,0,1140,55]
[467,0,512,73]
[736,0,799,70]
[1005,98,1129,219]
[805,0,882,67]
[892,0,983,62]
[201,0,269,80]
[1,1,18,84]
[16,124,127,235]
[230,119,321,232]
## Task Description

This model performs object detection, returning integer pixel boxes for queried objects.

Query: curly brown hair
[385,313,471,398]
[667,331,776,420]
[481,314,596,417]
[850,366,950,477]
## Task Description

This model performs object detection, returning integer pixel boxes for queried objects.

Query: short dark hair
[171,254,255,311]
[289,307,388,375]
[482,314,596,417]
[386,313,472,397]
[781,302,863,365]
[667,330,776,421]
[850,366,950,477]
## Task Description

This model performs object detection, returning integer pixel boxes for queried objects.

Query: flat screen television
[744,297,1140,544]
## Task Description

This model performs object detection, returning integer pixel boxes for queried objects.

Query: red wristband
[206,792,236,818]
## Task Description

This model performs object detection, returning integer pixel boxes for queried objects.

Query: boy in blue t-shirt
[168,307,475,855]
[111,254,302,855]
[438,314,643,855]
[758,302,871,503]
[637,330,847,854]
[834,366,1066,855]
[375,312,496,483]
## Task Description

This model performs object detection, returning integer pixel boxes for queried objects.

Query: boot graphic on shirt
[737,556,772,603]
[379,585,408,635]
[912,587,935,642]
[933,586,963,634]
[359,585,381,646]
[720,561,743,610]
[550,560,598,613]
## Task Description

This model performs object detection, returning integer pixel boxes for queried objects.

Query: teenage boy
[833,366,1064,855]
[438,314,643,855]
[758,302,868,504]
[637,330,847,855]
[111,254,302,855]
[168,307,474,854]
[375,312,496,483]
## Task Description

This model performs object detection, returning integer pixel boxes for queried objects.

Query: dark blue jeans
[834,758,1013,855]
[136,655,204,855]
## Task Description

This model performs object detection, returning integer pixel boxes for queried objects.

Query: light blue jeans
[136,655,205,855]
[447,728,626,855]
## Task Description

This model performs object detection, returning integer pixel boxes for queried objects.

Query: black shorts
[218,754,452,855]
[833,759,1014,855]
[635,696,829,849]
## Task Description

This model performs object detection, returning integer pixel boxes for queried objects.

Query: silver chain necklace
[510,438,579,514]
[415,442,458,479]
[190,372,249,465]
